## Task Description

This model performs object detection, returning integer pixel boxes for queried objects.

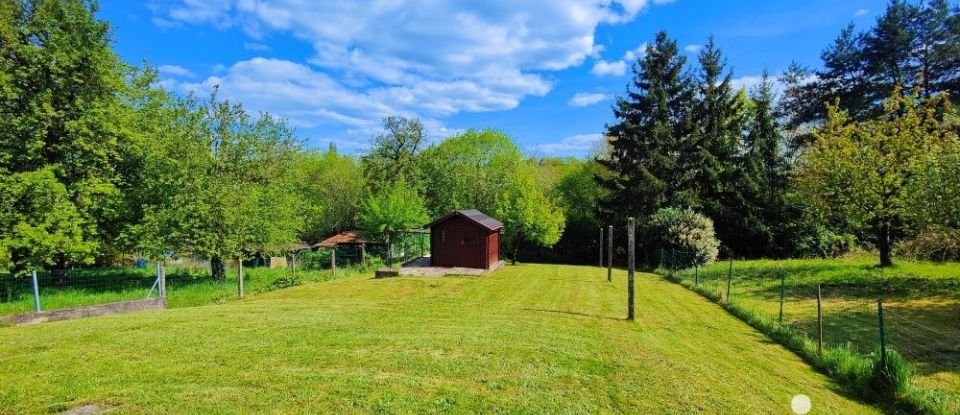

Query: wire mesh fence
[0,266,162,316]
[659,249,960,409]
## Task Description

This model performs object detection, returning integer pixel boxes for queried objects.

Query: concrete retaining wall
[0,297,167,326]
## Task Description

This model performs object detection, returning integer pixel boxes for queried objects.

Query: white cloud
[568,92,608,107]
[529,133,604,155]
[150,1,668,136]
[157,64,194,77]
[684,44,702,54]
[591,42,646,77]
[854,8,868,17]
[591,60,627,76]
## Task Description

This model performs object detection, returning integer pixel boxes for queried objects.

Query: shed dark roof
[427,209,503,231]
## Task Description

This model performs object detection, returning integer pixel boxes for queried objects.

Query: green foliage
[0,0,128,272]
[294,148,365,243]
[905,137,960,228]
[894,225,960,262]
[129,90,302,279]
[793,88,958,266]
[600,31,697,217]
[419,129,524,217]
[359,179,429,239]
[496,164,566,263]
[362,116,425,192]
[646,208,719,267]
[0,168,97,275]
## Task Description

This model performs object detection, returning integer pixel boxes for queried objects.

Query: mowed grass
[0,264,879,414]
[673,257,960,410]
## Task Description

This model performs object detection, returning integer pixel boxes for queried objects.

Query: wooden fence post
[627,217,635,321]
[778,272,786,324]
[878,298,887,367]
[817,284,823,355]
[331,246,337,278]
[725,259,733,303]
[607,225,613,282]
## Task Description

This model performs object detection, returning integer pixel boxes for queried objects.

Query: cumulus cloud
[157,64,194,77]
[591,60,627,76]
[529,133,604,155]
[592,42,646,77]
[150,1,668,145]
[568,92,608,107]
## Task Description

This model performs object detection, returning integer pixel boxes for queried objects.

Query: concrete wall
[0,297,167,326]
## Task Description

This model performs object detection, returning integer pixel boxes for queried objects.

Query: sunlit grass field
[0,264,878,414]
[672,256,960,411]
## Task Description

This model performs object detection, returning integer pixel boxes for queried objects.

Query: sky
[99,1,885,157]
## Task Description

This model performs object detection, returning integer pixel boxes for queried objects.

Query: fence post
[694,264,699,286]
[31,270,41,313]
[607,225,613,282]
[627,217,635,321]
[778,272,786,324]
[725,259,733,303]
[331,246,337,277]
[878,298,887,368]
[817,284,823,355]
[159,261,167,298]
[599,227,604,268]
[237,256,244,299]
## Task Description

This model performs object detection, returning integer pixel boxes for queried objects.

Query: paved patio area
[388,256,504,277]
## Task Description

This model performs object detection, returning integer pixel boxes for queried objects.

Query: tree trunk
[878,223,893,267]
[211,255,226,281]
[511,233,523,265]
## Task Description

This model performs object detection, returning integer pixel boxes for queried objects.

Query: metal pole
[878,298,887,368]
[31,270,41,313]
[778,272,786,324]
[160,261,167,298]
[627,217,635,321]
[817,284,823,355]
[607,225,613,282]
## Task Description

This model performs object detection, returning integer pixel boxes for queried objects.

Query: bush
[895,225,960,262]
[646,207,719,268]
[298,249,332,271]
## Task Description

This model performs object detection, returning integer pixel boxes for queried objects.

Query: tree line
[600,0,960,266]
[3,0,960,279]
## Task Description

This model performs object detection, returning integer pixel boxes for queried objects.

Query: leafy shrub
[791,223,857,258]
[895,225,960,262]
[269,274,302,290]
[645,207,719,267]
[298,249,332,271]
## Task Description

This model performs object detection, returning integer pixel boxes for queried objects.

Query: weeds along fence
[658,249,959,414]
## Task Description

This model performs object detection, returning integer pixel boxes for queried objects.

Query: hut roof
[316,231,370,248]
[427,209,503,231]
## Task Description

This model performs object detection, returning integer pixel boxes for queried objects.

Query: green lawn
[0,264,878,414]
[671,256,960,411]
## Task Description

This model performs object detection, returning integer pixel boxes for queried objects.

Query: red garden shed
[427,209,502,269]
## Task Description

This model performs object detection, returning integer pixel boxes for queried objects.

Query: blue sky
[100,1,883,157]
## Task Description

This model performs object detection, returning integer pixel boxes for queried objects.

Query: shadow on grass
[522,307,625,321]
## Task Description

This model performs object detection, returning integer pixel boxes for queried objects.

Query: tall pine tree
[599,31,696,218]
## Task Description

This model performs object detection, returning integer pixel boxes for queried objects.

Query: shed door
[450,224,481,268]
